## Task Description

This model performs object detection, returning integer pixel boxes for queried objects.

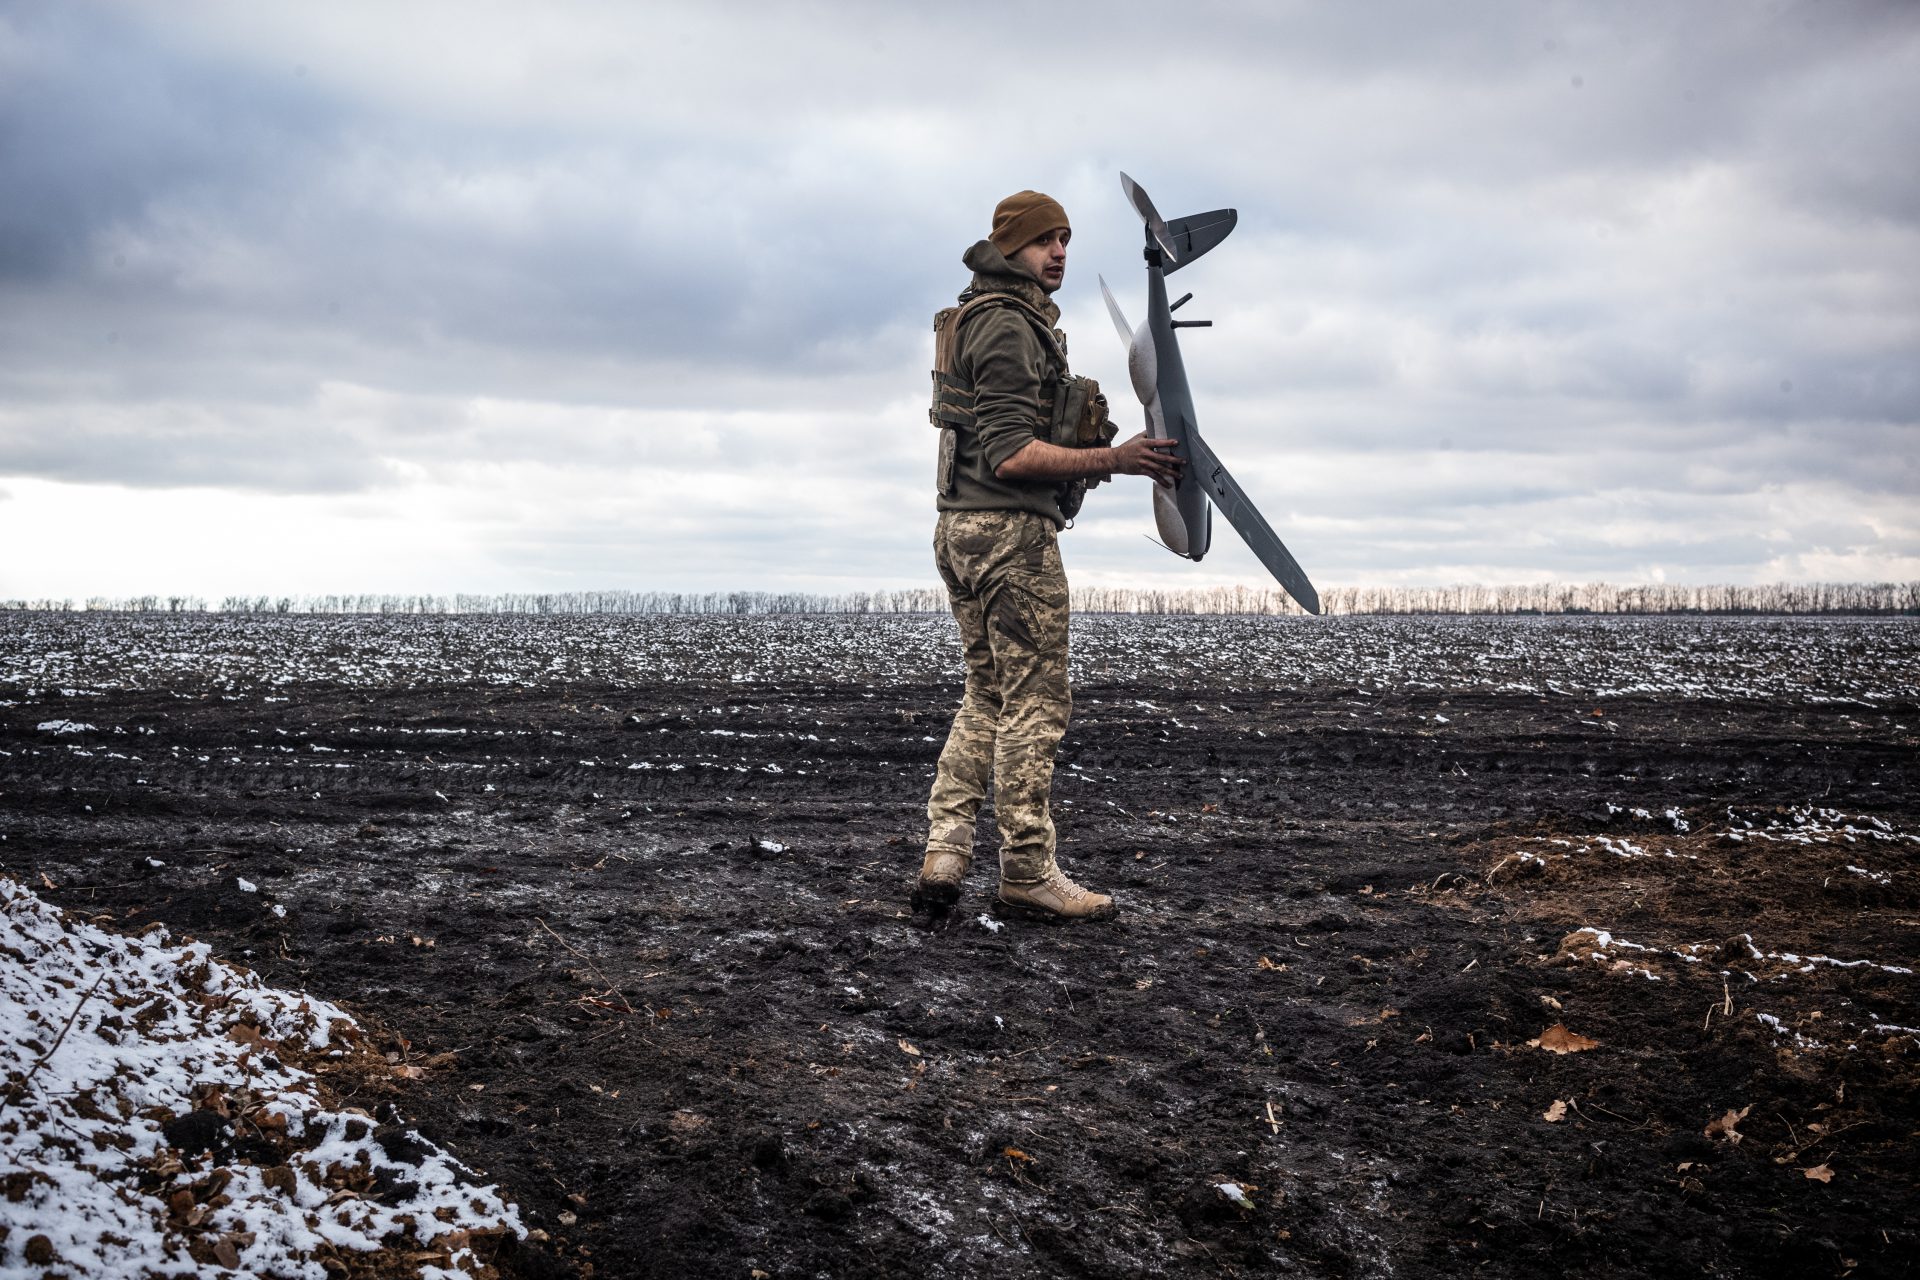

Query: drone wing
[1186,432,1321,615]
[1098,274,1134,352]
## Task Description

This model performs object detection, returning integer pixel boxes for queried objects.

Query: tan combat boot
[911,847,971,915]
[998,866,1116,921]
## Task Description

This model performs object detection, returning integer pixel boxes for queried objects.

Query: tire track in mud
[3,677,1916,1279]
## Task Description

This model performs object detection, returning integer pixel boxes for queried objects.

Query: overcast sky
[2,0,1916,600]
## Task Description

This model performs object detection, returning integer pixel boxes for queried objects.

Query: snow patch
[0,877,522,1278]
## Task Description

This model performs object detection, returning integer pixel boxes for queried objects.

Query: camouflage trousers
[925,509,1072,884]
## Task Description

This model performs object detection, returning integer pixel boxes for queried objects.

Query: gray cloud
[0,0,1915,590]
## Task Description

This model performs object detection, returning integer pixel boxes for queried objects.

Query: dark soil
[4,663,1917,1278]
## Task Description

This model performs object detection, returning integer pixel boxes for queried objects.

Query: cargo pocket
[1016,515,1058,571]
[991,545,1069,656]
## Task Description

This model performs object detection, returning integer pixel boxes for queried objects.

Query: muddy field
[4,613,1917,1278]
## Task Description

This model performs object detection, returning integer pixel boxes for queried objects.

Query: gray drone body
[1100,173,1321,616]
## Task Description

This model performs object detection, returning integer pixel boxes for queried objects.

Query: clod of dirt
[803,1190,852,1221]
[374,1126,436,1167]
[160,1108,232,1159]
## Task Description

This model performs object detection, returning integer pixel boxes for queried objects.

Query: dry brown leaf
[1540,994,1564,1011]
[1002,1147,1034,1163]
[1802,1164,1833,1183]
[668,1110,706,1133]
[226,1023,270,1050]
[1377,1008,1401,1021]
[1704,1105,1752,1144]
[1543,1100,1568,1123]
[897,1038,921,1057]
[391,1064,424,1080]
[1256,956,1283,971]
[1531,1023,1600,1054]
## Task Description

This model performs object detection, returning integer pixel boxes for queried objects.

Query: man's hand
[1111,432,1183,488]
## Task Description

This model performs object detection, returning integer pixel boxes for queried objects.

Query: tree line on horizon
[4,582,1916,617]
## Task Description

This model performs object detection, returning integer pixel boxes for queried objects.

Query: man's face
[1011,227,1069,293]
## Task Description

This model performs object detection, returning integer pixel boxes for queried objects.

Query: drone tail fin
[1162,209,1237,275]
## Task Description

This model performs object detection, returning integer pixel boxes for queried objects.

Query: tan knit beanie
[989,190,1070,256]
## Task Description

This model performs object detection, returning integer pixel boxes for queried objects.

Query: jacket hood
[960,239,1060,324]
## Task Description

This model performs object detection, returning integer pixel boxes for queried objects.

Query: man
[916,189,1182,922]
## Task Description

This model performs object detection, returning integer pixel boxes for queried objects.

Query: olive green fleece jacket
[935,239,1068,528]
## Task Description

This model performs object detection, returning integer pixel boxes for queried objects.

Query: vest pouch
[1049,374,1093,448]
[936,426,958,498]
[1078,381,1117,448]
[1056,479,1088,522]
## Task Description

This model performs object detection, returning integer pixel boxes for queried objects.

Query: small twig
[1008,1167,1052,1194]
[0,972,109,1115]
[1784,1119,1870,1160]
[1577,1100,1647,1127]
[535,917,634,1014]
[1778,1113,1801,1150]
[1265,1100,1281,1134]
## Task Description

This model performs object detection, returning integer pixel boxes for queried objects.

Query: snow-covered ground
[1,613,1915,702]
[0,878,521,1279]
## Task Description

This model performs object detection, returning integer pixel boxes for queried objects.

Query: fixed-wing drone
[1099,172,1321,615]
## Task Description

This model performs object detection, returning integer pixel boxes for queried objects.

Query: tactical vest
[929,293,1116,520]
